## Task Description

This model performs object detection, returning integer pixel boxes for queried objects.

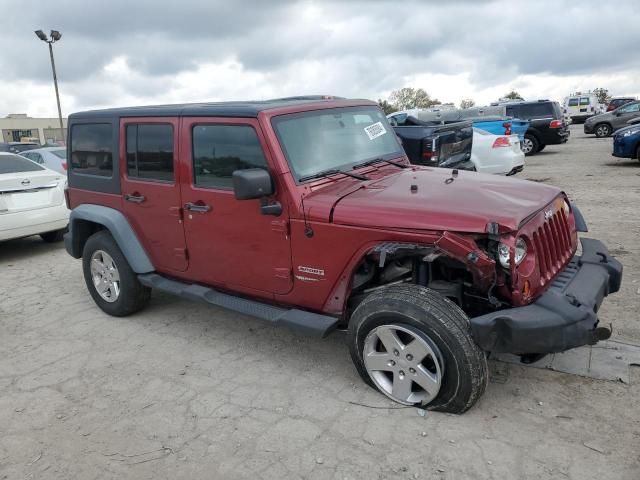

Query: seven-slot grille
[532,208,574,283]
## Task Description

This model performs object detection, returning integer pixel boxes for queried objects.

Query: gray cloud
[1,0,639,115]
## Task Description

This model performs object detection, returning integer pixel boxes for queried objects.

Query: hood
[304,167,561,234]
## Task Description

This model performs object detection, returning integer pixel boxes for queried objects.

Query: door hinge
[175,247,188,260]
[271,220,289,236]
[274,267,291,280]
[169,206,183,220]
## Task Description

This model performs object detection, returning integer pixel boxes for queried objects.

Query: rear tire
[348,284,488,414]
[40,229,65,243]
[82,230,151,316]
[522,134,539,156]
[594,123,612,138]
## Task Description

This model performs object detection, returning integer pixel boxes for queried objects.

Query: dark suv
[504,101,569,156]
[63,98,621,413]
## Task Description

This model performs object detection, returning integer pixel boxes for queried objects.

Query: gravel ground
[1,124,639,479]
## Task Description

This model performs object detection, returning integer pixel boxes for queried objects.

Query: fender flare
[570,202,588,232]
[65,204,154,273]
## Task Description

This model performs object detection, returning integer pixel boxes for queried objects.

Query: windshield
[51,148,67,159]
[272,107,403,181]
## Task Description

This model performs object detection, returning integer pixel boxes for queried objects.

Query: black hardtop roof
[69,96,376,120]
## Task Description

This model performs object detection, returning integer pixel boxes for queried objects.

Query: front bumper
[470,238,622,354]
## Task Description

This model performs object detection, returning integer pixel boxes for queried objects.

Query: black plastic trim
[138,273,339,338]
[470,238,622,354]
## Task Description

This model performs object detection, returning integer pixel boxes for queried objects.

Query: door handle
[184,202,211,213]
[124,193,146,203]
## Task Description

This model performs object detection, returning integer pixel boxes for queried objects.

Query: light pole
[35,29,65,145]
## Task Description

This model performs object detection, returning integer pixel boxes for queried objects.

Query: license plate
[7,191,50,210]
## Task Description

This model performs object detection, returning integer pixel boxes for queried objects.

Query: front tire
[348,284,488,414]
[82,230,151,316]
[594,123,612,138]
[522,134,539,156]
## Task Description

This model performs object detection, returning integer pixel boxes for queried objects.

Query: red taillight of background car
[492,137,510,148]
[62,162,68,171]
[503,122,512,135]
[549,119,563,129]
[607,105,615,111]
[64,187,71,209]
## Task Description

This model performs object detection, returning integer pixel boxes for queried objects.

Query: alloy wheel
[90,250,121,303]
[521,138,534,154]
[363,324,444,405]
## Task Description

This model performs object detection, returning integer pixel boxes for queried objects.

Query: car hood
[304,167,562,234]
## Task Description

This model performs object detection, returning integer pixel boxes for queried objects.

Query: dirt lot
[1,124,639,479]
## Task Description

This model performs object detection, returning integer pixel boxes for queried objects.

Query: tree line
[377,87,612,115]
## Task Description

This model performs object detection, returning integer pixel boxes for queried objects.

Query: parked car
[21,147,68,173]
[389,115,474,170]
[584,101,640,137]
[0,142,40,154]
[606,97,636,112]
[503,101,570,156]
[64,98,622,413]
[390,108,529,143]
[562,94,602,123]
[470,128,524,175]
[612,121,640,161]
[0,153,69,242]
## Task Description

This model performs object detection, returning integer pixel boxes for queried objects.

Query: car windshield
[50,148,67,159]
[0,154,45,174]
[272,107,403,181]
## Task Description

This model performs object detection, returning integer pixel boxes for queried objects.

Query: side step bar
[138,273,339,338]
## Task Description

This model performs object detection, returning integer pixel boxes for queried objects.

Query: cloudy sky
[2,0,639,117]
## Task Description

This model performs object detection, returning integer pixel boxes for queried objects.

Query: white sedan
[470,128,525,175]
[21,146,67,174]
[0,153,69,242]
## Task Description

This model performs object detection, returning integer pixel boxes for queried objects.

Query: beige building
[0,113,68,145]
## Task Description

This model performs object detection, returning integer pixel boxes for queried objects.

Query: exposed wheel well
[68,219,105,258]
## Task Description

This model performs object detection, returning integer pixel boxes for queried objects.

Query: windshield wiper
[298,168,369,183]
[352,157,408,170]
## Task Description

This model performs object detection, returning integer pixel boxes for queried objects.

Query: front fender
[65,204,154,273]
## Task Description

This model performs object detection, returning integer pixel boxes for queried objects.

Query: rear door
[179,117,292,296]
[120,118,188,272]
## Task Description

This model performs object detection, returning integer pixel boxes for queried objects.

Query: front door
[120,118,188,272]
[179,117,292,296]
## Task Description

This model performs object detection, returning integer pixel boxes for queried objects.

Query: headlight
[622,128,640,137]
[498,237,527,268]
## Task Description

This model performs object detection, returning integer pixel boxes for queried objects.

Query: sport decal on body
[298,266,325,276]
[364,122,387,140]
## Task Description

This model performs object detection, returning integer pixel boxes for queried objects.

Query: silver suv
[584,101,640,137]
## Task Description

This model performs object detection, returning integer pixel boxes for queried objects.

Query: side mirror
[232,168,282,216]
[232,168,274,200]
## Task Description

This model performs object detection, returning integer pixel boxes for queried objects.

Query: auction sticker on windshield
[364,122,387,140]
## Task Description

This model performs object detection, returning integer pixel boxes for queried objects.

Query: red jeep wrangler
[64,98,622,413]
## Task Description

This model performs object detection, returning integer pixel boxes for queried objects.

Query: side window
[519,103,552,118]
[71,123,113,177]
[126,124,174,182]
[31,153,44,164]
[568,98,579,107]
[192,124,268,189]
[506,106,516,117]
[619,103,640,113]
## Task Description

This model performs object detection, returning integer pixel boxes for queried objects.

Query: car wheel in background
[636,145,640,162]
[594,123,612,138]
[348,284,488,414]
[40,229,66,243]
[82,230,151,316]
[522,135,539,156]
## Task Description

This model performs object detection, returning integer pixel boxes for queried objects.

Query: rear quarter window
[518,103,554,119]
[70,123,113,177]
